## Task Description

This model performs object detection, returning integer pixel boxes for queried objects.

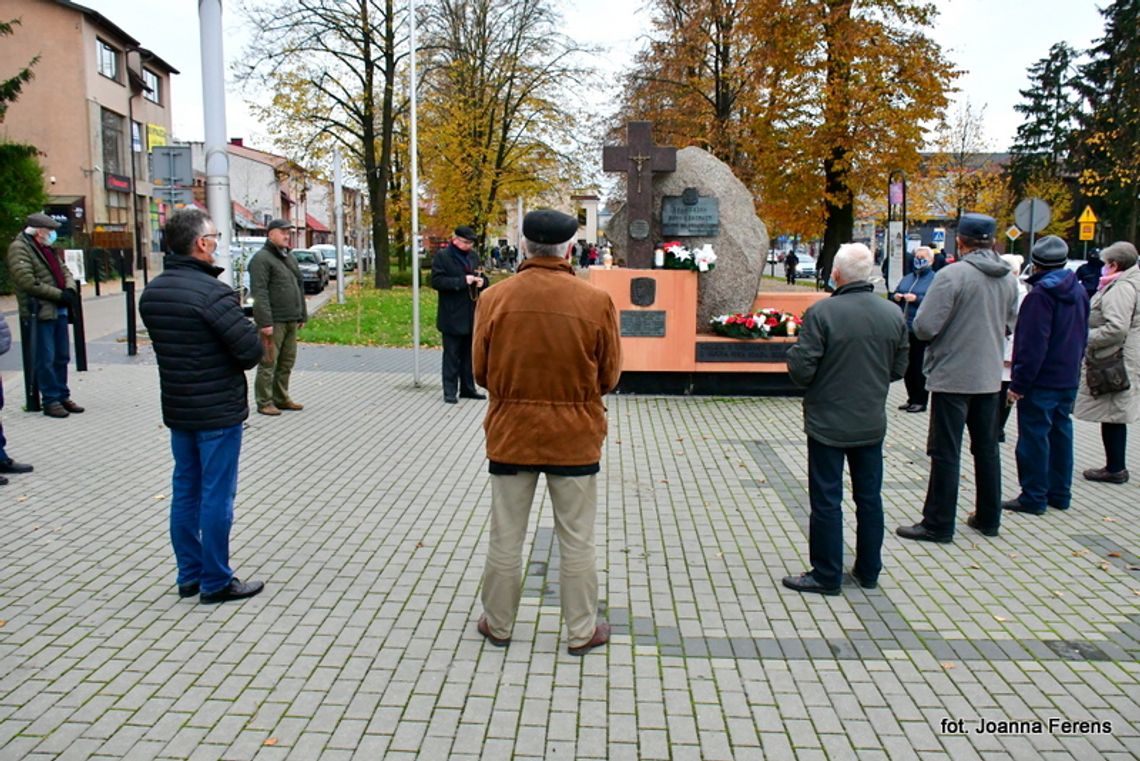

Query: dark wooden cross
[603,121,676,268]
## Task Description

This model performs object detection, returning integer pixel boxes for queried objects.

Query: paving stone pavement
[2,341,1139,760]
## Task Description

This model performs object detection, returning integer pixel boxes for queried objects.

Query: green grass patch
[302,281,443,347]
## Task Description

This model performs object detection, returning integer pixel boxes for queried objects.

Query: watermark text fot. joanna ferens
[940,717,1113,735]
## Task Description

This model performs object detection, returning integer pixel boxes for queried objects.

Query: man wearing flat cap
[897,213,1019,543]
[472,209,622,656]
[432,225,489,403]
[6,212,85,418]
[1003,235,1088,517]
[249,218,307,416]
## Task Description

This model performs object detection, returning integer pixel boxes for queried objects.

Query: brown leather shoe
[257,404,282,416]
[1083,467,1129,484]
[568,620,610,656]
[60,399,85,414]
[276,400,304,411]
[476,615,511,647]
[43,402,70,418]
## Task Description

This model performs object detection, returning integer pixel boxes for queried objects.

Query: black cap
[1031,235,1069,268]
[454,226,477,242]
[26,212,61,229]
[267,218,294,232]
[957,213,996,241]
[522,209,578,245]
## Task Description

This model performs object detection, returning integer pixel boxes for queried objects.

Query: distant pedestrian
[6,213,85,418]
[1075,241,1140,484]
[139,209,265,604]
[784,250,799,285]
[432,226,490,403]
[892,246,936,413]
[783,243,908,596]
[473,209,621,654]
[1002,236,1089,516]
[896,213,1019,543]
[0,313,34,485]
[249,219,307,416]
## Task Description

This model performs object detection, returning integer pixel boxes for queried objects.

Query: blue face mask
[45,230,58,246]
[827,276,837,290]
[913,258,930,270]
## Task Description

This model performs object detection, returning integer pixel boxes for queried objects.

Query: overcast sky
[78,0,1108,154]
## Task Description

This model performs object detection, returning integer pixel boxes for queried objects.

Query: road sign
[1014,198,1051,233]
[1080,222,1096,241]
[1006,226,1021,240]
[1079,206,1098,224]
[149,145,193,187]
[153,186,195,206]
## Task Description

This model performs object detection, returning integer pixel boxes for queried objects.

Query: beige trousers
[481,472,599,647]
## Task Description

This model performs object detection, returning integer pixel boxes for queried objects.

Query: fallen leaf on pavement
[153,495,166,500]
[941,662,956,670]
[1104,517,1118,523]
[994,616,1007,622]
[264,738,277,746]
[1107,552,1122,558]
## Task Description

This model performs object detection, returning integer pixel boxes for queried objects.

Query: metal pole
[199,0,232,286]
[334,145,346,304]
[1028,202,1037,253]
[124,280,137,356]
[21,298,41,412]
[410,0,421,387]
[72,292,87,372]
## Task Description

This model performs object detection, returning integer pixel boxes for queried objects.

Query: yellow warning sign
[1006,226,1021,240]
[1079,206,1098,224]
[1080,223,1096,241]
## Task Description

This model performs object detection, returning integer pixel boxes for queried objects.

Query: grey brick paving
[3,342,1140,759]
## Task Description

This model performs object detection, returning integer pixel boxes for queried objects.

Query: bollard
[72,289,88,372]
[124,280,137,356]
[19,296,41,412]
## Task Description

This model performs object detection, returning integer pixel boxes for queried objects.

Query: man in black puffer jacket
[140,209,265,605]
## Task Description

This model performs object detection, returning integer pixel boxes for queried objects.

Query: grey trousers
[481,472,599,647]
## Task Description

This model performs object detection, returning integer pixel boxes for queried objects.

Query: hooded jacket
[913,249,1020,394]
[1009,268,1090,394]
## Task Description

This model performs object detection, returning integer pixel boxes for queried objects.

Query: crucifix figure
[603,121,677,268]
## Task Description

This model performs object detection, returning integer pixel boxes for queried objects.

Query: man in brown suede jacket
[472,209,622,656]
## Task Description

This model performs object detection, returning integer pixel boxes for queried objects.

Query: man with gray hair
[897,213,1019,542]
[783,243,908,595]
[472,209,622,654]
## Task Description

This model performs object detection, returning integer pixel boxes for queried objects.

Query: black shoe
[905,404,927,413]
[1001,498,1045,516]
[0,458,33,474]
[895,523,953,543]
[200,578,265,604]
[0,475,7,486]
[1083,467,1129,484]
[443,396,458,404]
[782,572,840,596]
[897,402,911,410]
[178,583,200,598]
[849,569,878,589]
[965,513,999,537]
[460,391,487,400]
[42,402,69,418]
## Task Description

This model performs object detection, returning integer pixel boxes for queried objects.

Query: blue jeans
[1015,387,1077,511]
[170,424,243,594]
[807,437,885,587]
[35,315,71,404]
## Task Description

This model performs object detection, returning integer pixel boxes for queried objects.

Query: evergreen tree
[1007,42,1080,194]
[1076,0,1140,242]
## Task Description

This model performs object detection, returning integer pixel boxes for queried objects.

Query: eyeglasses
[199,233,221,241]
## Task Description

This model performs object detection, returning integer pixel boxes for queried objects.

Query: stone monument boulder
[607,146,768,331]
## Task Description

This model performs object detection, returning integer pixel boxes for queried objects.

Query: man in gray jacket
[896,214,1020,542]
[783,243,908,595]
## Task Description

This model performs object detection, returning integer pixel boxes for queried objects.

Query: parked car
[795,254,817,280]
[290,248,330,293]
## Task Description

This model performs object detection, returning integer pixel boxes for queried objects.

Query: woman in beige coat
[1074,241,1140,483]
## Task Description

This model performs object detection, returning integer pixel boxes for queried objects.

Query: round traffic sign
[1014,198,1051,233]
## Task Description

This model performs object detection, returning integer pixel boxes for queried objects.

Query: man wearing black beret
[472,209,622,656]
[431,225,489,403]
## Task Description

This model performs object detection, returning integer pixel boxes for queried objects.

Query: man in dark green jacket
[248,219,307,416]
[783,243,908,596]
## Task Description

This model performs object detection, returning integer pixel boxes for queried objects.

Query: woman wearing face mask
[1074,241,1140,483]
[892,246,937,412]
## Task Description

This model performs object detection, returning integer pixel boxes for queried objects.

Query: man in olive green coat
[249,219,307,416]
[6,213,85,418]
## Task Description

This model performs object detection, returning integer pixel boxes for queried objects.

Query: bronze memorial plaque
[620,310,666,337]
[629,219,651,240]
[630,277,656,307]
[661,194,719,237]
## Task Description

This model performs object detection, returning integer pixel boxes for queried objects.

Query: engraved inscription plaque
[620,310,666,337]
[661,196,719,236]
[630,277,656,306]
[696,341,791,363]
[629,219,651,240]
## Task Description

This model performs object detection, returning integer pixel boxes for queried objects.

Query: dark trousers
[441,331,476,399]
[903,332,928,405]
[921,391,1002,535]
[785,270,796,285]
[807,437,884,587]
[34,315,71,404]
[1102,422,1128,473]
[0,380,7,460]
[1014,387,1077,510]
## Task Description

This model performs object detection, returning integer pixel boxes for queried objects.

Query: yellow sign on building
[147,124,167,149]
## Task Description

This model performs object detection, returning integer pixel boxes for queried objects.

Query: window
[142,68,161,104]
[101,108,125,176]
[97,39,120,81]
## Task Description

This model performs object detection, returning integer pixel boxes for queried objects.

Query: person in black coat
[139,209,265,605]
[432,226,491,403]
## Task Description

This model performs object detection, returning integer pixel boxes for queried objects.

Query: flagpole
[410,0,421,387]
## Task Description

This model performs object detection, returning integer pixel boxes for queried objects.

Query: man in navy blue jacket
[1003,236,1090,516]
